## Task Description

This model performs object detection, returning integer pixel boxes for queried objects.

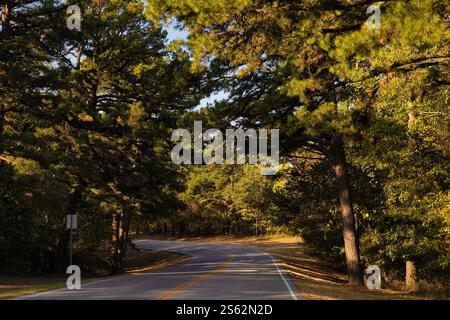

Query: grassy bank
[147,235,447,300]
[0,248,190,300]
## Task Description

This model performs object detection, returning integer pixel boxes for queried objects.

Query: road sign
[66,214,77,266]
[67,214,77,229]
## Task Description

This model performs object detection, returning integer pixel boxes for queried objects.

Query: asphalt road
[16,240,301,300]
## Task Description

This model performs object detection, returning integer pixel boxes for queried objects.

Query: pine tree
[145,0,448,285]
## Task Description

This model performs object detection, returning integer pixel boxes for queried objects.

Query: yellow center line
[154,254,234,300]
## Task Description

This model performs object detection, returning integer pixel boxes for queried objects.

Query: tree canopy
[0,0,448,291]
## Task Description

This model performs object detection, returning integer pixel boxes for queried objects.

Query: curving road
[16,240,301,300]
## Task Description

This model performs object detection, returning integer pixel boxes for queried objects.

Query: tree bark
[406,260,418,291]
[1,3,10,33]
[0,3,10,154]
[111,211,131,273]
[111,213,122,273]
[331,135,364,285]
[0,104,4,154]
[123,213,131,256]
[407,101,416,132]
[171,221,176,236]
[163,221,167,236]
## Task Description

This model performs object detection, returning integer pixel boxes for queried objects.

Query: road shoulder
[1,248,191,300]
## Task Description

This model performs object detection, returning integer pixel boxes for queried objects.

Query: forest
[0,0,448,292]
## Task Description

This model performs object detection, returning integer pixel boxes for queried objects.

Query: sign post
[66,214,77,265]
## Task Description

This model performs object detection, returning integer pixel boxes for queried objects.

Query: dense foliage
[145,0,449,286]
[0,0,207,274]
[0,0,448,290]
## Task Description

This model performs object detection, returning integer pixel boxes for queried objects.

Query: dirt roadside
[141,235,445,300]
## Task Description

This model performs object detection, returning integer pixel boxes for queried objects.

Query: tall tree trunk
[171,221,176,236]
[163,221,167,236]
[2,3,10,33]
[331,135,364,285]
[0,3,10,154]
[123,213,131,257]
[111,212,131,273]
[407,101,416,133]
[119,212,130,260]
[0,104,4,154]
[111,213,121,273]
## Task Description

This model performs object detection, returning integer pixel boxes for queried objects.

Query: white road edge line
[265,253,299,300]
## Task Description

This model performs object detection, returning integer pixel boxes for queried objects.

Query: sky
[166,25,189,42]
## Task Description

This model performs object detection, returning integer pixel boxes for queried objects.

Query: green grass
[0,249,190,300]
[0,282,66,300]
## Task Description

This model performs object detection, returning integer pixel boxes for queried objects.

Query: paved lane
[16,240,301,300]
